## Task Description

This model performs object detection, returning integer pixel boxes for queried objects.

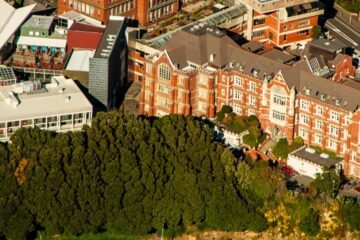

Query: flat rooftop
[0,76,92,122]
[66,49,95,72]
[290,146,343,168]
[22,15,54,30]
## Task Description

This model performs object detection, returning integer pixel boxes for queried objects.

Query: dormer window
[320,94,326,101]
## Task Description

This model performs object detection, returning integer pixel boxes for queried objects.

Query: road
[325,17,360,51]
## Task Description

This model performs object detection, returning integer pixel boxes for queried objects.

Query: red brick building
[130,25,360,178]
[67,22,104,53]
[57,0,179,26]
[240,0,324,48]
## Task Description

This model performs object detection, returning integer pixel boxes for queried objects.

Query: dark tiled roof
[241,40,264,53]
[159,27,360,112]
[69,22,104,33]
[261,49,296,64]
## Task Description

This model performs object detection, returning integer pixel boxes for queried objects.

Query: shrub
[243,134,257,148]
[299,208,320,236]
[272,138,288,159]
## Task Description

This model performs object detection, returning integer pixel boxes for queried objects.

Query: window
[199,73,208,85]
[146,63,152,74]
[330,111,340,122]
[145,91,151,101]
[299,128,308,139]
[249,82,256,91]
[314,134,322,144]
[272,110,286,121]
[300,114,310,125]
[316,105,323,116]
[272,94,286,105]
[298,20,310,27]
[233,104,242,114]
[252,30,265,38]
[199,89,207,99]
[178,76,186,85]
[329,125,339,136]
[234,76,243,86]
[300,100,309,111]
[234,90,242,100]
[253,18,265,26]
[157,97,171,108]
[248,109,256,116]
[178,90,184,101]
[221,89,225,96]
[328,139,337,150]
[35,32,40,36]
[158,84,169,94]
[249,96,256,105]
[145,78,151,87]
[315,120,323,130]
[298,30,309,35]
[29,31,33,36]
[269,32,273,41]
[283,34,287,41]
[158,64,171,81]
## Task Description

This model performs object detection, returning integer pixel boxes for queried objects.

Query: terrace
[142,0,227,40]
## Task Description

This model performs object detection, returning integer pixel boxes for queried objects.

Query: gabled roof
[0,1,36,49]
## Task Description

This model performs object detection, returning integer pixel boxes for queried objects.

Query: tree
[312,25,322,39]
[243,134,257,148]
[272,138,288,159]
[299,208,320,236]
[311,169,342,197]
[341,202,360,230]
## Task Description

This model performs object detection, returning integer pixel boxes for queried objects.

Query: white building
[0,76,93,141]
[287,146,343,179]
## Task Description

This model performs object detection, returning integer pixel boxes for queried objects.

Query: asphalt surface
[325,17,360,50]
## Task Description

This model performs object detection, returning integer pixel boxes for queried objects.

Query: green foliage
[288,136,304,153]
[13,0,24,8]
[311,145,337,158]
[0,113,269,239]
[243,134,257,148]
[336,0,360,13]
[311,169,342,197]
[312,25,322,39]
[299,208,320,236]
[216,105,232,121]
[341,202,360,230]
[272,138,288,159]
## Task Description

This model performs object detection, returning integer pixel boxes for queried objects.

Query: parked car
[281,165,298,176]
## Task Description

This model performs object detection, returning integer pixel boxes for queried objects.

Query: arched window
[158,64,171,81]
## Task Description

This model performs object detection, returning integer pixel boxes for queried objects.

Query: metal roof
[66,49,95,72]
[17,36,67,48]
[0,1,36,49]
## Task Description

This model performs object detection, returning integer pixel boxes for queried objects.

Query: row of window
[299,128,339,150]
[299,115,341,137]
[149,5,174,21]
[300,100,341,122]
[110,0,135,15]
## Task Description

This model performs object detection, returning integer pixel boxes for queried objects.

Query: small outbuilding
[287,146,343,179]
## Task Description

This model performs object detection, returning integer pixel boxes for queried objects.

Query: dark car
[281,165,298,176]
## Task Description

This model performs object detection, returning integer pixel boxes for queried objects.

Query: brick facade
[58,0,179,26]
[131,26,360,178]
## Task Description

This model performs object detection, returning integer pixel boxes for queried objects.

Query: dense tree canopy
[0,113,269,240]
